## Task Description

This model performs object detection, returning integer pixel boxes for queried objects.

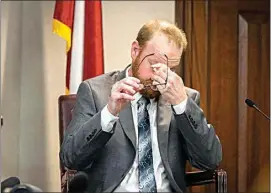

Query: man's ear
[131,41,140,61]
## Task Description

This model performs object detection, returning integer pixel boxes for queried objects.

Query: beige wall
[1,1,175,191]
[1,1,66,191]
[102,1,175,72]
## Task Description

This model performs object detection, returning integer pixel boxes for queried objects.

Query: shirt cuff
[172,98,188,115]
[101,105,119,133]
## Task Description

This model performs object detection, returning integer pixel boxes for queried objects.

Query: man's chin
[140,87,161,99]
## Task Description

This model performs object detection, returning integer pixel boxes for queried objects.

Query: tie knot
[138,96,150,107]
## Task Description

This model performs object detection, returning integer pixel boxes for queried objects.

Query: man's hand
[107,77,142,116]
[151,63,187,105]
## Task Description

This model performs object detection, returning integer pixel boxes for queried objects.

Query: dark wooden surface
[175,0,270,192]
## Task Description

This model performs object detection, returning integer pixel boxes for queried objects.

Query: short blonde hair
[136,20,187,51]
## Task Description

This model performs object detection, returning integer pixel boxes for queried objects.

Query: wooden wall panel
[238,14,249,192]
[176,0,210,114]
[240,12,270,192]
[175,1,211,192]
[209,2,239,192]
[175,0,270,192]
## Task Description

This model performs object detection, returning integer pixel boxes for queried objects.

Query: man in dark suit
[60,20,222,193]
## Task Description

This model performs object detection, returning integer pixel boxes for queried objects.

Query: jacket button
[92,129,97,135]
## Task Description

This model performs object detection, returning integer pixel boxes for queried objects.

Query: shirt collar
[125,66,155,107]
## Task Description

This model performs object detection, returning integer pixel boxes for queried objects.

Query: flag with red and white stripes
[53,0,104,94]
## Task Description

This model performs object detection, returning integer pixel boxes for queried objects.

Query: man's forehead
[141,49,180,68]
[144,38,182,61]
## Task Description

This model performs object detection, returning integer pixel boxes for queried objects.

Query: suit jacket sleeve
[175,91,222,170]
[59,81,115,170]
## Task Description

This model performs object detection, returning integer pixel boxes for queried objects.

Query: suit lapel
[157,97,182,192]
[119,103,136,149]
[116,66,136,149]
[156,97,172,160]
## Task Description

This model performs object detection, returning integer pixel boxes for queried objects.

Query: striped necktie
[137,96,157,193]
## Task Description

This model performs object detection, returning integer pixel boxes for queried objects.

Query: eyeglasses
[137,52,179,89]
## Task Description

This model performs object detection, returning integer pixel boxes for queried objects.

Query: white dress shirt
[100,68,187,192]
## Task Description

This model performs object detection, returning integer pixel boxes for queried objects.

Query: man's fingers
[152,74,166,84]
[112,77,142,97]
[123,78,141,90]
[151,63,163,68]
[126,77,140,84]
[156,84,167,93]
[151,63,167,73]
[119,93,135,101]
[130,77,141,83]
[154,68,167,80]
[138,84,144,90]
[119,83,136,95]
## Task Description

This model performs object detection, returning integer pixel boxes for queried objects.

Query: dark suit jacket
[59,67,222,193]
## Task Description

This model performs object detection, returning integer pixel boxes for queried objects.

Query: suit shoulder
[77,71,122,108]
[185,87,200,97]
[83,70,121,88]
